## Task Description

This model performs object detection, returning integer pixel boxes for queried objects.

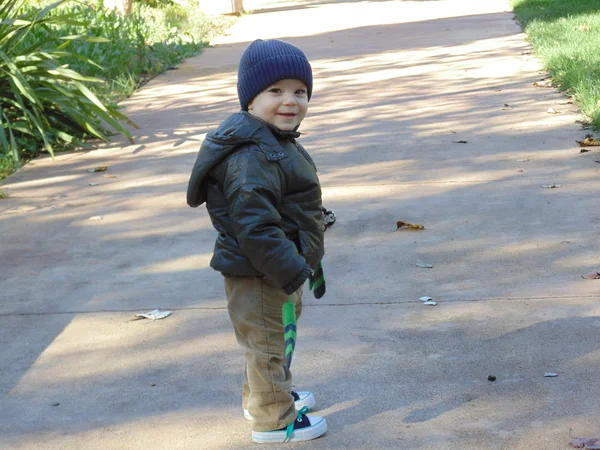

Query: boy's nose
[282,92,297,105]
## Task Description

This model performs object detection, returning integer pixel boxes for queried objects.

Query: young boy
[187,39,328,444]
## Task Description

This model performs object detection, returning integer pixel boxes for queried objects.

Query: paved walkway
[2,0,600,448]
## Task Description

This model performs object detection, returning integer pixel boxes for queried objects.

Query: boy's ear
[247,100,254,111]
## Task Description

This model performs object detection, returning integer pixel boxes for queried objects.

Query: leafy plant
[0,0,135,167]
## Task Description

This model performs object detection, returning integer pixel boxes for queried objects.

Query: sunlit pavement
[2,1,600,449]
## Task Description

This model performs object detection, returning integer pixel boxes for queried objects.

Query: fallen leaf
[580,149,591,153]
[543,372,558,377]
[582,272,600,280]
[89,216,103,221]
[416,263,434,268]
[89,182,100,186]
[103,174,117,179]
[542,184,561,188]
[576,136,599,147]
[533,80,552,88]
[452,140,468,144]
[87,166,108,172]
[578,25,590,32]
[570,437,600,449]
[517,169,524,172]
[547,107,559,114]
[396,221,425,231]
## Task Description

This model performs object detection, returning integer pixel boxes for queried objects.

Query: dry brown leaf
[570,437,600,449]
[582,272,600,280]
[396,221,425,231]
[578,25,590,32]
[547,107,559,114]
[577,136,599,147]
[452,140,468,144]
[88,166,108,173]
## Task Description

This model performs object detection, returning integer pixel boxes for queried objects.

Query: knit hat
[237,39,313,111]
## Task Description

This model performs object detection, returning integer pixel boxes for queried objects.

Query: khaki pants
[225,276,303,432]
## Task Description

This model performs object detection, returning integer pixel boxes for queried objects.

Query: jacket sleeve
[221,149,313,294]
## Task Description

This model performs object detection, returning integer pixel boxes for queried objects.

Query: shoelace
[284,406,310,442]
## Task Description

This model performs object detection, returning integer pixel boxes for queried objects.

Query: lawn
[511,0,600,129]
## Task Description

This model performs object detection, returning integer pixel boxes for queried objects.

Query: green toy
[282,297,297,368]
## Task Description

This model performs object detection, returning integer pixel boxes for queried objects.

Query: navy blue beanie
[237,39,313,111]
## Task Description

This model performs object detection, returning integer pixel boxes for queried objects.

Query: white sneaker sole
[244,391,316,420]
[251,416,327,443]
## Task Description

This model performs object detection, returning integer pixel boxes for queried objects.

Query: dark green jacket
[187,112,324,294]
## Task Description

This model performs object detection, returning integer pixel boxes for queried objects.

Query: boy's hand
[321,207,336,232]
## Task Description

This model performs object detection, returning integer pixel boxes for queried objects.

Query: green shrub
[1,0,234,177]
[0,0,135,168]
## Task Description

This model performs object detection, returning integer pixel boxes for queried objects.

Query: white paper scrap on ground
[423,301,438,306]
[419,296,433,302]
[135,309,172,320]
[543,372,558,377]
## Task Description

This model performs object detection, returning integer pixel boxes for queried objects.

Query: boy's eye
[268,88,281,93]
[296,89,307,95]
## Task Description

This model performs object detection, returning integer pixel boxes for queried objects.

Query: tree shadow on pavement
[1,5,599,450]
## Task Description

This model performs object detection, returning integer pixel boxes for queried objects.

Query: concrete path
[2,0,600,448]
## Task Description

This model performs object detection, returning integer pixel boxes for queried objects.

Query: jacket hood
[186,112,299,207]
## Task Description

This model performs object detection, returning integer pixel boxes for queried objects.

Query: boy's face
[248,79,308,131]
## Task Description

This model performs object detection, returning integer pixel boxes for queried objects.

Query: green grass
[0,190,9,198]
[511,0,600,129]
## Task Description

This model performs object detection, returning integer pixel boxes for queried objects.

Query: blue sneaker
[251,408,327,444]
[244,391,316,420]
